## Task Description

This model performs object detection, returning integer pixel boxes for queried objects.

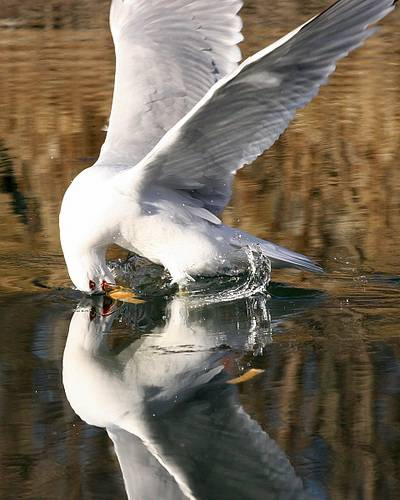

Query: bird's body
[59,0,396,294]
[60,166,320,287]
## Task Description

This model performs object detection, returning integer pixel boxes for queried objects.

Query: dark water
[1,1,400,499]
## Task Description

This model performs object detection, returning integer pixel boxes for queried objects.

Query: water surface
[0,1,400,499]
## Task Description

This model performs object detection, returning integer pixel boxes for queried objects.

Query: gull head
[60,244,116,294]
[59,168,116,294]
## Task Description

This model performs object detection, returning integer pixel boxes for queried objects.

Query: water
[0,1,400,499]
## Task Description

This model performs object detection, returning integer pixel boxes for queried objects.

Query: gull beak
[102,282,145,304]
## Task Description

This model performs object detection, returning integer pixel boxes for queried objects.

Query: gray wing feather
[97,0,243,167]
[136,0,395,214]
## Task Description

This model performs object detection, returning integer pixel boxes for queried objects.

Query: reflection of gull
[59,0,396,294]
[63,296,312,499]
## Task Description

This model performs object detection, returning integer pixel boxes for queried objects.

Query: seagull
[59,0,396,295]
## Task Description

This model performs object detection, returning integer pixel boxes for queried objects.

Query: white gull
[59,0,396,294]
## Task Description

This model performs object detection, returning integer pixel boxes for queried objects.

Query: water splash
[108,246,272,303]
[184,245,271,305]
[108,255,175,296]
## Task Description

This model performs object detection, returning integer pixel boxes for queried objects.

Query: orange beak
[102,281,145,304]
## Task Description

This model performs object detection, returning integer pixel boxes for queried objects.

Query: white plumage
[59,0,396,294]
[101,0,243,166]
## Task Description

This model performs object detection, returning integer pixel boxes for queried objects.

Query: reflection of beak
[102,282,145,304]
[227,369,265,385]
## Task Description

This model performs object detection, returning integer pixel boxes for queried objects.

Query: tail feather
[261,241,323,273]
[230,230,323,273]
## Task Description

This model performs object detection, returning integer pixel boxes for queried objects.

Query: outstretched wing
[96,0,243,167]
[130,0,395,215]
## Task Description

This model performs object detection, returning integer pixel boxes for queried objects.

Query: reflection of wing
[97,0,243,167]
[108,429,187,500]
[144,382,309,500]
[128,0,394,215]
[109,384,309,500]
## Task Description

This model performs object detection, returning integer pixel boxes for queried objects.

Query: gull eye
[89,280,96,291]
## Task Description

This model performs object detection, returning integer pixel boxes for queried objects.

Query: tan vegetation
[0,0,399,293]
[0,4,399,497]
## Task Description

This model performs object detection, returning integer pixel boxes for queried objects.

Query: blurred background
[0,0,399,293]
[0,2,399,499]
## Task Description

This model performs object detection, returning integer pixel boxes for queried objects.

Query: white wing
[97,0,243,167]
[129,0,395,215]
